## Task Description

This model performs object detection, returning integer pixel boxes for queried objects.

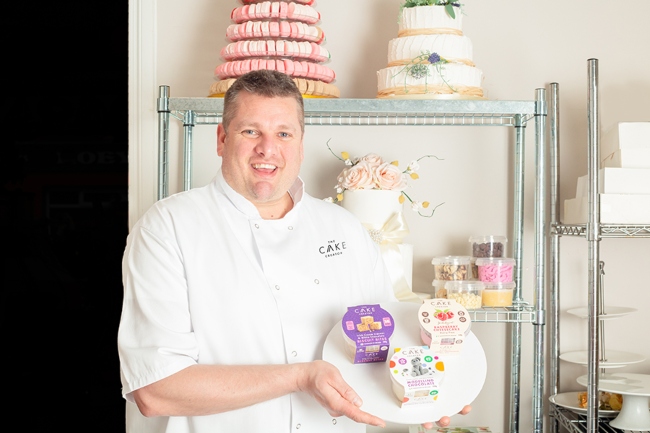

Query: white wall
[128,0,650,431]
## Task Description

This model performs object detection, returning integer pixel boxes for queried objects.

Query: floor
[6,4,128,431]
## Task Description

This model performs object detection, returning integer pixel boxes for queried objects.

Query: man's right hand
[297,360,386,428]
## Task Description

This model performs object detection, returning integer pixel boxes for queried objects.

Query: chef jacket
[118,170,397,433]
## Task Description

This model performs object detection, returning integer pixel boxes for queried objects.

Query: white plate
[566,306,637,319]
[559,350,646,368]
[549,391,619,417]
[322,301,487,425]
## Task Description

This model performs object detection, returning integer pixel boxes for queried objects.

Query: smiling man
[118,70,468,433]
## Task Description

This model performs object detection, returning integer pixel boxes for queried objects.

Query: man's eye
[278,132,290,138]
[242,130,258,136]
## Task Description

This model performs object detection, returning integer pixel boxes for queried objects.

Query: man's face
[217,92,304,206]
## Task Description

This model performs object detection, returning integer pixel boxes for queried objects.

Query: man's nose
[255,135,276,157]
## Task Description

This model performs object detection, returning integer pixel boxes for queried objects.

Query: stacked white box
[564,122,650,224]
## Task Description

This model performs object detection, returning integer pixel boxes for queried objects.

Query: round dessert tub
[469,235,507,258]
[476,257,515,283]
[431,256,471,281]
[482,281,515,307]
[445,280,484,310]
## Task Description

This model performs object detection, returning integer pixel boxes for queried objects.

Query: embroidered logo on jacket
[318,239,347,258]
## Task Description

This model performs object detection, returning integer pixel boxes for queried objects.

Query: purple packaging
[341,304,395,364]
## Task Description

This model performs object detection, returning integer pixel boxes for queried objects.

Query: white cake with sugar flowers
[325,143,443,302]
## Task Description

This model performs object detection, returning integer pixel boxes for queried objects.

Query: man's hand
[421,405,472,430]
[297,360,386,428]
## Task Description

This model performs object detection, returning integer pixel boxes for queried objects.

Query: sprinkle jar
[476,257,515,283]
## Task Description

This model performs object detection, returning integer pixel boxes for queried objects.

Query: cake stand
[322,301,487,425]
[577,373,650,431]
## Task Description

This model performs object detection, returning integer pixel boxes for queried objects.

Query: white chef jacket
[118,170,397,433]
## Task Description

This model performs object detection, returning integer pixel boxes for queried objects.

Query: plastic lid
[431,255,472,265]
[483,281,516,290]
[444,280,486,290]
[475,257,516,266]
[468,235,508,243]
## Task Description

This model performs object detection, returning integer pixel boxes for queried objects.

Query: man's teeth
[254,164,276,169]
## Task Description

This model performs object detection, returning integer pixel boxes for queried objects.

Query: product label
[341,304,394,364]
[419,299,471,355]
[389,345,445,407]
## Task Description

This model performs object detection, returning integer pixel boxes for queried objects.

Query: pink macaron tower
[209,0,340,98]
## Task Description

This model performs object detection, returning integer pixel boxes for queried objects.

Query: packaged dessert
[482,282,516,307]
[418,299,471,355]
[431,280,448,298]
[341,304,395,364]
[431,256,471,281]
[445,280,484,310]
[388,345,445,407]
[476,257,515,283]
[469,235,507,258]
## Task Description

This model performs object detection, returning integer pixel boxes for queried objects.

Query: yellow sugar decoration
[435,361,445,371]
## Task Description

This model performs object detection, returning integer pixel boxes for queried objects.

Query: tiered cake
[564,122,650,223]
[209,0,340,98]
[377,1,484,99]
[340,190,423,303]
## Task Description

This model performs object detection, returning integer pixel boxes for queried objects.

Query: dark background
[6,4,128,431]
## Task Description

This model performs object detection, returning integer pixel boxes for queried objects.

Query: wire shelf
[467,303,536,323]
[548,404,646,433]
[164,97,537,127]
[552,224,650,238]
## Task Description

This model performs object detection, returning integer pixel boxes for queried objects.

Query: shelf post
[157,85,171,199]
[183,110,196,191]
[548,82,561,433]
[532,87,548,433]
[586,58,602,433]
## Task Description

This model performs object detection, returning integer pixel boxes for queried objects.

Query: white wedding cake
[377,2,484,99]
[340,190,422,302]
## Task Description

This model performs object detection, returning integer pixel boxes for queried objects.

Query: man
[118,70,468,432]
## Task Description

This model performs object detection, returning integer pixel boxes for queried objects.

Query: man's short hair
[222,70,305,134]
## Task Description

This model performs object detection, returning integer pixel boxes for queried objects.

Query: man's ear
[217,124,226,156]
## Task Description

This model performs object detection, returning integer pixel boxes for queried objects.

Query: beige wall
[128,0,650,431]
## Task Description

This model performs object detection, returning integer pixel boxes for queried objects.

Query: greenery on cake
[394,50,456,94]
[401,0,462,19]
[323,139,444,217]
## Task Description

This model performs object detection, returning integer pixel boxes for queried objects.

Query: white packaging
[601,122,650,158]
[563,194,650,224]
[575,168,650,197]
[601,148,650,169]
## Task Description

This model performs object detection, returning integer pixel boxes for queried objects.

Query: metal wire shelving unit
[548,60,650,433]
[157,85,548,433]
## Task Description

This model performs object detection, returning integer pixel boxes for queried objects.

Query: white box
[575,168,650,197]
[601,122,650,158]
[563,194,650,224]
[601,148,650,169]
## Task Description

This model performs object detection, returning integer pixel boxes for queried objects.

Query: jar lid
[483,281,516,290]
[431,255,472,265]
[468,235,508,243]
[444,280,485,290]
[475,257,516,266]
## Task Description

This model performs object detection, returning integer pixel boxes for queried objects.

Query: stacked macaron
[210,0,339,98]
